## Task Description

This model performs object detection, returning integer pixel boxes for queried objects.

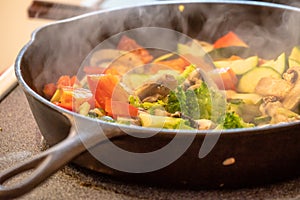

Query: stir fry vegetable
[43,31,300,130]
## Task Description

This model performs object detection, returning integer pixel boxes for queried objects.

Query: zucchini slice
[260,53,286,74]
[288,58,300,68]
[208,46,255,60]
[237,67,281,93]
[289,46,300,62]
[289,46,300,68]
[214,56,258,75]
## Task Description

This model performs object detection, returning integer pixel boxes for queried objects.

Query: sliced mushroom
[283,68,298,84]
[195,119,215,130]
[255,77,293,100]
[260,96,281,116]
[182,68,203,90]
[282,67,300,111]
[135,74,177,102]
[170,111,215,130]
[170,112,198,129]
[260,96,300,124]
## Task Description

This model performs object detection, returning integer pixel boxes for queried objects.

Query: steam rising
[25,2,300,94]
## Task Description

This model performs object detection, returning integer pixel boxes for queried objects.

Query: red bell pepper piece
[103,67,121,76]
[210,67,238,90]
[57,75,78,88]
[213,31,248,49]
[105,100,138,118]
[51,86,93,111]
[43,83,57,99]
[87,74,119,108]
[151,57,190,73]
[43,75,79,100]
[51,87,74,110]
[87,74,129,110]
[117,35,153,64]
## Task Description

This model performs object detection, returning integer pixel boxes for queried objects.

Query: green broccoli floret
[227,99,262,124]
[129,95,141,107]
[166,86,188,114]
[177,64,196,84]
[128,95,166,113]
[165,82,226,122]
[217,111,254,129]
[193,82,226,121]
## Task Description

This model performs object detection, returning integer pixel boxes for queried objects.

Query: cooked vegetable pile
[43,31,300,130]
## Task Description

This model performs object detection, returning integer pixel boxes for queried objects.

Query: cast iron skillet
[1,1,300,199]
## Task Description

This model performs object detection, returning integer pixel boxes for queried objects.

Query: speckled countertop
[0,86,299,200]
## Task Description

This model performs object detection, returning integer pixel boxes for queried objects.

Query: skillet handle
[0,126,91,199]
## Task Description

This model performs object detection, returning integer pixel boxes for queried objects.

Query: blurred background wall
[0,0,298,74]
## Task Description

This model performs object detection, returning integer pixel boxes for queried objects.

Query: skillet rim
[14,0,300,136]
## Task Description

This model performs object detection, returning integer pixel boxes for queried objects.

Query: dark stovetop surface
[0,86,300,199]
